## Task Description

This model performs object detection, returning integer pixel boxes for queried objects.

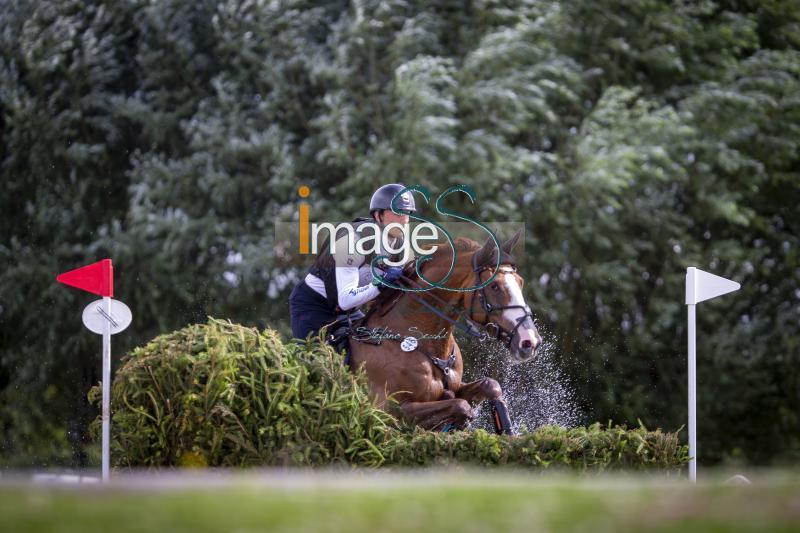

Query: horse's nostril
[521,339,532,349]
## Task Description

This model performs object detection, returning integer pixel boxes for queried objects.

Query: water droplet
[462,337,582,433]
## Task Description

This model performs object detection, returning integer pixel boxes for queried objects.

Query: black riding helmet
[369,183,417,216]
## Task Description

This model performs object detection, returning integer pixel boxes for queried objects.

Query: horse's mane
[452,237,483,253]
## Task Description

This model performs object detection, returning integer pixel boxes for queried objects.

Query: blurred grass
[1,473,798,532]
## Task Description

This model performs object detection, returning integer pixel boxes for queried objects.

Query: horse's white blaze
[503,274,538,351]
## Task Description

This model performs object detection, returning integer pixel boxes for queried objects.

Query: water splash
[461,336,582,433]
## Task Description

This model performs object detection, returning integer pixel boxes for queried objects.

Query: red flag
[56,259,114,297]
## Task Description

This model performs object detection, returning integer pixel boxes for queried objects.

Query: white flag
[686,266,741,305]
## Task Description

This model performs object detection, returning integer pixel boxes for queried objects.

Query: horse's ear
[502,228,523,255]
[475,235,498,268]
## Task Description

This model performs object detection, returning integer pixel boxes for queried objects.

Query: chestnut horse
[347,229,542,433]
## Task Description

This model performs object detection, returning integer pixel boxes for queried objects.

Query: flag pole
[687,302,697,482]
[57,259,130,483]
[102,296,111,482]
[685,266,739,484]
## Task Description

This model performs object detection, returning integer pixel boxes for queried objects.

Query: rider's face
[376,210,410,237]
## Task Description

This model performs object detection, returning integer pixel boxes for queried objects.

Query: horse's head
[466,229,542,362]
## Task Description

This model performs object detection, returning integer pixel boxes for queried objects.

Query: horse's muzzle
[511,327,540,362]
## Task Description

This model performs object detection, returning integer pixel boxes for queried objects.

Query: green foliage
[88,319,686,471]
[384,422,686,471]
[89,318,396,467]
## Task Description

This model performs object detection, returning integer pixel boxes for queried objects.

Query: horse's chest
[421,359,462,400]
[354,334,463,402]
[386,353,460,401]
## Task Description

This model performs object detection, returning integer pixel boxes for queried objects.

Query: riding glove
[372,266,403,288]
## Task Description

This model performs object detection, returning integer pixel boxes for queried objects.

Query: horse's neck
[379,266,472,341]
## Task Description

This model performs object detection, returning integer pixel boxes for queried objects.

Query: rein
[395,274,487,341]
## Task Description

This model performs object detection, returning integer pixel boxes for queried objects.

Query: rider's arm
[333,235,381,311]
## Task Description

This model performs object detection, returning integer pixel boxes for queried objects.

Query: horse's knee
[480,378,502,400]
[452,399,474,425]
[439,389,456,400]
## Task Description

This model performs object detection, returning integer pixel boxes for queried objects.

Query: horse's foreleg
[400,399,475,431]
[456,378,514,435]
[456,377,502,405]
[487,398,513,435]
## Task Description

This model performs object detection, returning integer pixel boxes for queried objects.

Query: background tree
[1,0,798,466]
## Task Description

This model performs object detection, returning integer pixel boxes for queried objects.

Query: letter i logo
[298,185,311,254]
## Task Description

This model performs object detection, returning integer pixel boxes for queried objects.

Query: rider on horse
[289,183,415,347]
[290,185,533,435]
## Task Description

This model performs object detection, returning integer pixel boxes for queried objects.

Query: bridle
[466,251,536,349]
[391,252,536,350]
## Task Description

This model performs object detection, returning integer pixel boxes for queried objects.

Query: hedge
[89,318,687,471]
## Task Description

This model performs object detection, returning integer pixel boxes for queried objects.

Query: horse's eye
[491,283,500,291]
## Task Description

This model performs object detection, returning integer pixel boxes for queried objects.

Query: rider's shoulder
[352,216,377,231]
[333,216,379,266]
[333,232,365,267]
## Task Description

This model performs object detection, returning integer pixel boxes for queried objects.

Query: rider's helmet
[369,183,416,216]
